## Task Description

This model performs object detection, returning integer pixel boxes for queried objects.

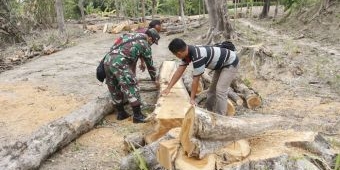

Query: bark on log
[120,128,181,170]
[180,106,290,159]
[0,93,114,170]
[231,79,261,109]
[227,87,244,106]
[145,61,191,144]
[165,21,203,35]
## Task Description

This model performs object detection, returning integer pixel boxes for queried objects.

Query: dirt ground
[0,6,339,170]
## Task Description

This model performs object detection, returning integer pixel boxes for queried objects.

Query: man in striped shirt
[161,38,238,115]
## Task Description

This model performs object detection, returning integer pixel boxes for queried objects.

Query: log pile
[119,61,336,170]
[84,14,208,35]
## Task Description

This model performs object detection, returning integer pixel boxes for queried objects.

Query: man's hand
[190,98,196,106]
[139,64,146,72]
[161,88,171,96]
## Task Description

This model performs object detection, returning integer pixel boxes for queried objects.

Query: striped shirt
[180,45,238,76]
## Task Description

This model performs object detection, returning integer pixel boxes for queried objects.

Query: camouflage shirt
[106,33,156,81]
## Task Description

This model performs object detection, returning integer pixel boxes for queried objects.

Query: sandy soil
[0,6,339,170]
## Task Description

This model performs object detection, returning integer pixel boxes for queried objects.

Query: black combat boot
[132,105,147,123]
[116,104,130,120]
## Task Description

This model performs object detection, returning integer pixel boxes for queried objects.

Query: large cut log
[120,128,181,170]
[145,61,191,144]
[180,106,290,159]
[231,79,261,109]
[0,93,114,170]
[111,20,131,34]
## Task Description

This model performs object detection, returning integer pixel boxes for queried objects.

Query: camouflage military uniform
[104,33,156,107]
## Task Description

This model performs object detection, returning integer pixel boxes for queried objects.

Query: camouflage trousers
[104,55,141,106]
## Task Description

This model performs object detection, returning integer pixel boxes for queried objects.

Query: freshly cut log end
[179,106,196,157]
[157,139,181,170]
[246,95,261,109]
[145,119,183,144]
[175,150,216,170]
[226,99,235,116]
[222,139,251,163]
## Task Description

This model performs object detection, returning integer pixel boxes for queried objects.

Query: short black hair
[168,38,187,54]
[148,20,161,29]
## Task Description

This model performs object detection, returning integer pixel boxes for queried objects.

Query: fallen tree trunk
[0,93,114,170]
[120,128,181,170]
[180,106,290,159]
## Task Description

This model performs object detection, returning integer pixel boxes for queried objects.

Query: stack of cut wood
[144,61,192,144]
[84,14,208,35]
[161,15,207,35]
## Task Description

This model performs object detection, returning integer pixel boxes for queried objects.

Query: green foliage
[63,0,81,19]
[129,143,148,170]
[335,154,340,170]
[282,0,318,11]
[157,0,179,15]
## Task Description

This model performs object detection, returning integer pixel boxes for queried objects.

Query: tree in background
[78,0,86,29]
[55,0,66,35]
[205,0,234,43]
[0,0,25,44]
[259,0,270,19]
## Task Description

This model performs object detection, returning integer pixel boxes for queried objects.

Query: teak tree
[204,0,235,44]
[259,0,270,19]
[55,0,65,35]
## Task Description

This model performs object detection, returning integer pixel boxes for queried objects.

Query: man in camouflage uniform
[104,28,160,123]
